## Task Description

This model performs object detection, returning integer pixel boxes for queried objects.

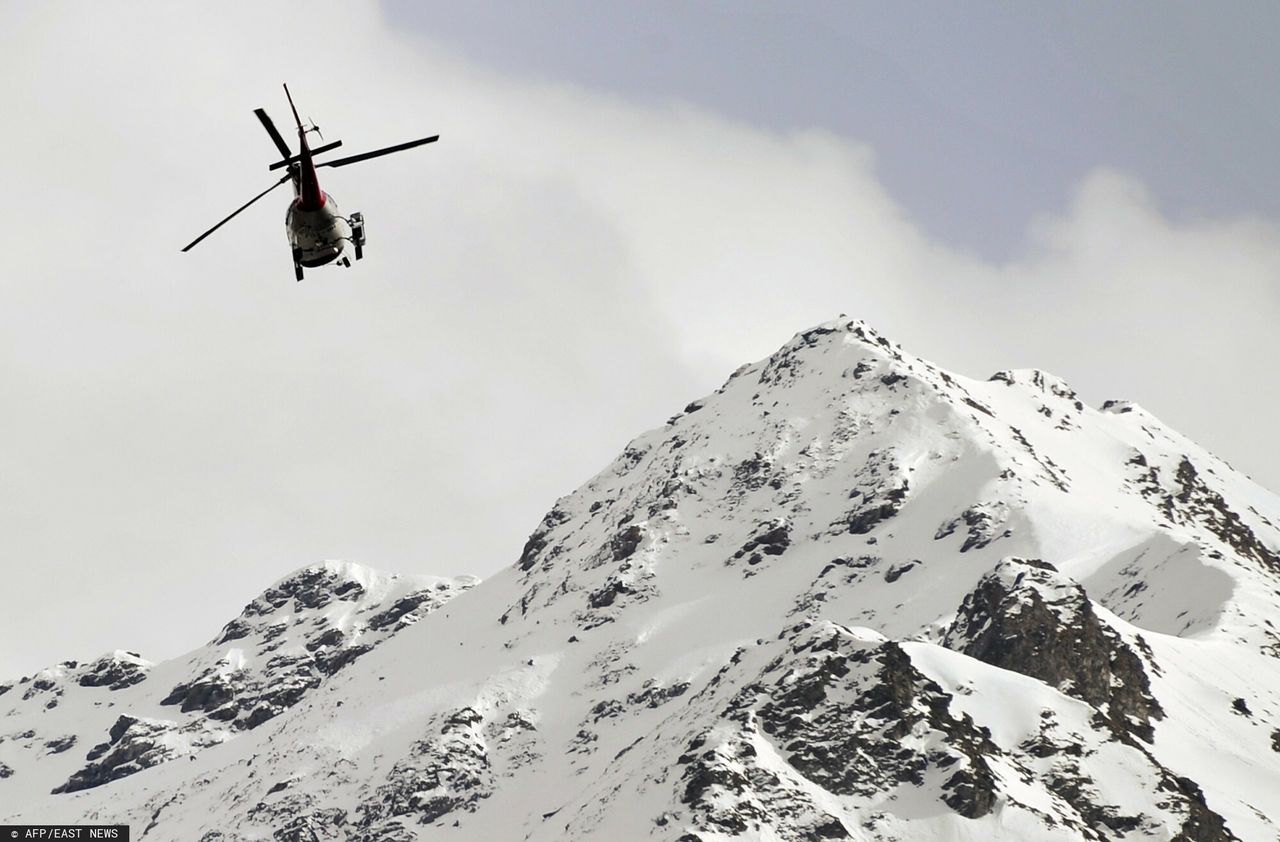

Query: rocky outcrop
[942,560,1162,737]
[366,585,458,631]
[3,564,477,797]
[832,450,910,536]
[943,558,1164,741]
[76,651,150,690]
[358,707,494,833]
[53,715,220,794]
[1132,454,1280,574]
[675,622,998,839]
[935,502,1012,552]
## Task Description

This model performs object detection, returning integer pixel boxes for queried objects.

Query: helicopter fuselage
[286,190,351,268]
[284,125,356,271]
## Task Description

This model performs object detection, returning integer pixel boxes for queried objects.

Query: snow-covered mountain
[4,318,1279,841]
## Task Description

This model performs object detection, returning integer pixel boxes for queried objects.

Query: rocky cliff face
[3,319,1279,841]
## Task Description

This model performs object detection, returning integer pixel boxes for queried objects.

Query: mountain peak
[4,319,1279,840]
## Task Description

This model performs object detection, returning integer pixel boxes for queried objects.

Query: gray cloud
[1,3,1276,677]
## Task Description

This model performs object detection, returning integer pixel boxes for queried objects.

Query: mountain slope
[0,562,475,805]
[4,319,1279,841]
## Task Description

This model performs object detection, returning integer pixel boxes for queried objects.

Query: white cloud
[1,3,1277,676]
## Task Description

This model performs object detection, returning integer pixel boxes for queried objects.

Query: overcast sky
[2,2,1278,678]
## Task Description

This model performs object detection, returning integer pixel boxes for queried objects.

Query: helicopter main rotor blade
[181,174,291,252]
[316,135,439,169]
[254,108,292,160]
[283,83,304,132]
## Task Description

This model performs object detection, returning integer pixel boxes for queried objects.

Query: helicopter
[182,84,439,281]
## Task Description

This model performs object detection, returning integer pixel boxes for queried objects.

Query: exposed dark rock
[844,493,906,534]
[517,507,571,572]
[963,397,995,417]
[516,530,550,572]
[44,735,76,754]
[756,634,996,817]
[1129,455,1280,575]
[831,450,911,536]
[244,568,362,618]
[590,699,625,722]
[0,761,12,779]
[755,325,843,387]
[681,759,755,830]
[54,716,195,794]
[359,707,492,829]
[77,653,149,690]
[1008,426,1070,491]
[627,680,690,709]
[791,556,882,617]
[943,558,1164,742]
[732,452,774,493]
[610,525,645,562]
[1160,774,1238,842]
[368,587,448,630]
[108,715,137,742]
[84,740,111,762]
[305,628,345,652]
[162,671,242,714]
[315,644,372,677]
[272,808,348,842]
[22,676,60,701]
[935,503,1011,552]
[215,617,253,644]
[1044,766,1146,836]
[677,623,998,839]
[730,520,792,568]
[1173,458,1280,573]
[161,639,367,732]
[841,488,908,535]
[261,622,288,644]
[587,577,636,609]
[883,561,918,583]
